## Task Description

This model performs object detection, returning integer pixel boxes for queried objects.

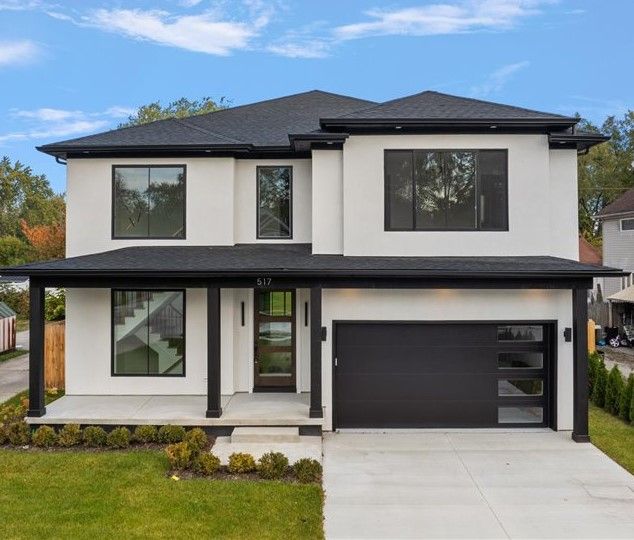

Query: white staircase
[231,427,301,443]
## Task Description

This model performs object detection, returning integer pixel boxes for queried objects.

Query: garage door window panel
[498,379,544,397]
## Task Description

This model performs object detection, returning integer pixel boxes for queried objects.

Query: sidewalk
[0,330,29,404]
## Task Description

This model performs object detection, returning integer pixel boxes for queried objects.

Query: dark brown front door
[254,290,296,390]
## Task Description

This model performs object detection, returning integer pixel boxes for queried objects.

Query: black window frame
[111,164,187,240]
[256,165,293,240]
[111,288,186,378]
[620,217,634,232]
[384,149,509,232]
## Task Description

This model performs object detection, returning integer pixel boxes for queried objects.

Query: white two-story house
[3,90,620,441]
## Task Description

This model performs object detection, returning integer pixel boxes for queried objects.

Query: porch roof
[0,243,623,279]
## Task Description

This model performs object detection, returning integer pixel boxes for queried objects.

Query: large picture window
[112,290,185,376]
[385,150,508,231]
[113,165,185,239]
[257,166,292,239]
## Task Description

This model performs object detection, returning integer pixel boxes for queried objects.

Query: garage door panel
[336,323,498,347]
[337,399,498,428]
[336,372,496,401]
[336,345,498,374]
[334,322,550,429]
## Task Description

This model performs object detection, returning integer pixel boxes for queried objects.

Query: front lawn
[0,349,27,363]
[0,449,324,539]
[589,403,634,474]
[1,388,64,408]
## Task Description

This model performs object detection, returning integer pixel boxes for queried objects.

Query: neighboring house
[0,302,17,353]
[0,90,621,442]
[596,187,634,297]
[595,188,634,327]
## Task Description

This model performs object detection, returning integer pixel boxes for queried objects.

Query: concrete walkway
[323,431,634,539]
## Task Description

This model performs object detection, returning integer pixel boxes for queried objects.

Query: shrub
[588,352,601,395]
[293,458,322,483]
[5,421,30,446]
[133,425,158,444]
[228,452,256,474]
[619,374,634,423]
[257,452,289,480]
[591,359,608,407]
[194,453,221,476]
[32,425,58,448]
[166,442,193,470]
[106,427,131,449]
[631,387,634,425]
[57,424,82,447]
[184,428,208,453]
[83,426,108,447]
[605,366,624,415]
[158,424,186,444]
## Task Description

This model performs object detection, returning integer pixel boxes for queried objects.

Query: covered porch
[26,392,318,427]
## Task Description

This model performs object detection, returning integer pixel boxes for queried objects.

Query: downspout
[55,156,67,165]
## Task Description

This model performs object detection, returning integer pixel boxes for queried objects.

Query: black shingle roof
[38,91,375,153]
[38,89,586,157]
[1,244,621,278]
[321,91,576,124]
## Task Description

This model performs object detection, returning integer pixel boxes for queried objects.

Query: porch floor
[26,392,319,427]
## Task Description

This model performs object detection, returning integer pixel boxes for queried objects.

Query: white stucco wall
[341,134,576,257]
[311,149,343,254]
[65,287,311,396]
[548,150,579,259]
[66,157,236,257]
[233,159,312,244]
[320,288,574,431]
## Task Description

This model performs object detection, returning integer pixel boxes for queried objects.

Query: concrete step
[231,427,300,443]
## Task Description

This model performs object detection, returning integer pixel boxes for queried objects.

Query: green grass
[1,388,65,408]
[589,403,634,474]
[0,349,28,363]
[0,449,324,539]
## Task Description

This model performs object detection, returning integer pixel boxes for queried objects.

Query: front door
[254,290,296,391]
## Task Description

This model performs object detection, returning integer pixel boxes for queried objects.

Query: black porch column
[28,279,46,417]
[572,287,590,442]
[309,286,323,418]
[206,287,222,418]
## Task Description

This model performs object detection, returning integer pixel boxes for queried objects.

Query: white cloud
[0,105,133,146]
[0,40,40,67]
[83,8,260,56]
[267,40,331,59]
[471,60,530,96]
[179,0,203,7]
[333,0,549,40]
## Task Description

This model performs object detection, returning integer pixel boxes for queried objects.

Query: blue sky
[0,0,632,193]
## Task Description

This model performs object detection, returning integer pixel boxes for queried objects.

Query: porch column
[28,279,46,417]
[572,287,590,442]
[206,287,222,418]
[309,286,323,418]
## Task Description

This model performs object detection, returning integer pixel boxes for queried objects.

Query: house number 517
[256,277,272,287]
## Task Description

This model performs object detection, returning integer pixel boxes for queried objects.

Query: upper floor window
[257,166,292,239]
[113,165,185,239]
[384,150,508,231]
[620,218,634,231]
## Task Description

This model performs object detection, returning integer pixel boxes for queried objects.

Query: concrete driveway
[323,431,634,539]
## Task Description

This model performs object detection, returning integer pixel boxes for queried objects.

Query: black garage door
[334,322,554,429]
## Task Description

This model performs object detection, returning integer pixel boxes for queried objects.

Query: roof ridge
[173,117,246,144]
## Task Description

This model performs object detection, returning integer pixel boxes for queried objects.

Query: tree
[20,218,65,261]
[118,97,230,128]
[591,358,608,407]
[0,156,65,239]
[578,111,634,245]
[620,374,634,423]
[604,365,624,415]
[0,236,31,266]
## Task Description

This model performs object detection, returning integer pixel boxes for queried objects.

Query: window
[498,352,543,369]
[384,150,507,231]
[621,218,634,231]
[112,290,185,376]
[497,325,543,342]
[113,166,185,238]
[257,166,292,238]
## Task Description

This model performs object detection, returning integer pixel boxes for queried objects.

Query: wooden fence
[45,320,65,389]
